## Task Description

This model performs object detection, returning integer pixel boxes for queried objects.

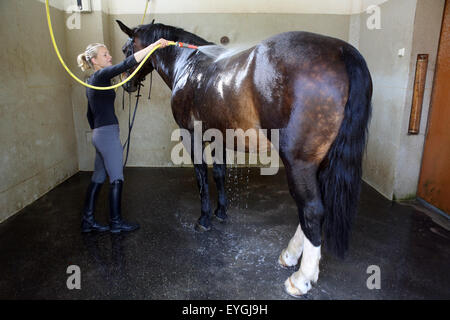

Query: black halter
[122,84,141,168]
[127,37,135,55]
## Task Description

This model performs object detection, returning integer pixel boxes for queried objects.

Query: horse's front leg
[212,162,227,222]
[212,145,227,222]
[189,138,212,232]
[193,162,212,231]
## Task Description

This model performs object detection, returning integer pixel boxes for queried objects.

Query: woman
[77,38,169,233]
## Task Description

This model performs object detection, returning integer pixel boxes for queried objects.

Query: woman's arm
[96,38,170,81]
[134,38,170,63]
[95,55,138,81]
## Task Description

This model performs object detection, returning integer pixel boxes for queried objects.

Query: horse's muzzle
[122,81,139,93]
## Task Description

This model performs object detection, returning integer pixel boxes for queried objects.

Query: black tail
[317,44,372,258]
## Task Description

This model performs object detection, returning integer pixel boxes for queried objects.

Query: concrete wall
[393,0,445,200]
[355,0,445,199]
[0,0,78,222]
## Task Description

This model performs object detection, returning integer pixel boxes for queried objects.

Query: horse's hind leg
[278,224,304,268]
[282,161,323,296]
[278,166,305,268]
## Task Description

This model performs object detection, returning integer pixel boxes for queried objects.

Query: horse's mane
[135,23,214,47]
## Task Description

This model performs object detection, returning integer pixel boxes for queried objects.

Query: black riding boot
[81,182,110,233]
[109,180,140,233]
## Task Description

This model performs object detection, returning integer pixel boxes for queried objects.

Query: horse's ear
[151,19,155,24]
[116,20,134,38]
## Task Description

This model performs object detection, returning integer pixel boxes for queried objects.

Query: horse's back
[252,31,352,129]
[176,31,359,140]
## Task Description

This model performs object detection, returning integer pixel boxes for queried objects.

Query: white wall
[393,0,445,199]
[355,0,445,199]
[43,0,388,14]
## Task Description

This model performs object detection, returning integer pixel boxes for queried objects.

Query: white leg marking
[284,237,321,296]
[278,224,304,267]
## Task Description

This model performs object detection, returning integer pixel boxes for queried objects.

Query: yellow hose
[45,0,174,91]
[141,0,150,25]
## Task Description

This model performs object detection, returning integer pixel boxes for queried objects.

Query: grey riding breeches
[91,124,124,183]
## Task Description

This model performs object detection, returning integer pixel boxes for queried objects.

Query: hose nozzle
[168,41,198,50]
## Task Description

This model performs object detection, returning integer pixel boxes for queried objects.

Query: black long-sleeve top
[86,55,138,129]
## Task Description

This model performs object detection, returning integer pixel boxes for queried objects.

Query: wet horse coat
[117,21,372,296]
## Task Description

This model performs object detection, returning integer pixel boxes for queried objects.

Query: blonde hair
[77,43,106,72]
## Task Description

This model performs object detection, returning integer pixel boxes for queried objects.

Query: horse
[116,20,372,297]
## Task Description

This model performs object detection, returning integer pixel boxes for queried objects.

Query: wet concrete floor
[0,168,449,299]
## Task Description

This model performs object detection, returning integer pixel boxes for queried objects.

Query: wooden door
[417,0,450,215]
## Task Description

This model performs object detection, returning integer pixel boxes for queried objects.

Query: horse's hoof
[278,249,298,269]
[284,276,310,298]
[214,208,228,223]
[284,277,304,298]
[214,214,228,223]
[194,222,211,232]
[278,252,291,269]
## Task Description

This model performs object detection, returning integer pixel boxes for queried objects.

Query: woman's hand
[151,38,170,49]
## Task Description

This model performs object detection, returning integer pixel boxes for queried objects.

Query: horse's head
[117,20,214,92]
[116,20,156,93]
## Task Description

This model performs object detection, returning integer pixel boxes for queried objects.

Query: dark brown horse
[117,20,372,297]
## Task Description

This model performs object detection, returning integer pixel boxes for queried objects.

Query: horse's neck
[153,48,195,90]
[151,28,212,90]
[152,52,177,89]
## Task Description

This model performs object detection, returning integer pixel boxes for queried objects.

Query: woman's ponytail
[77,53,91,72]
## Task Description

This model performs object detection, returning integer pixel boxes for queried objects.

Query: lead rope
[123,84,142,168]
[122,71,153,168]
[148,72,153,100]
[122,85,125,110]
